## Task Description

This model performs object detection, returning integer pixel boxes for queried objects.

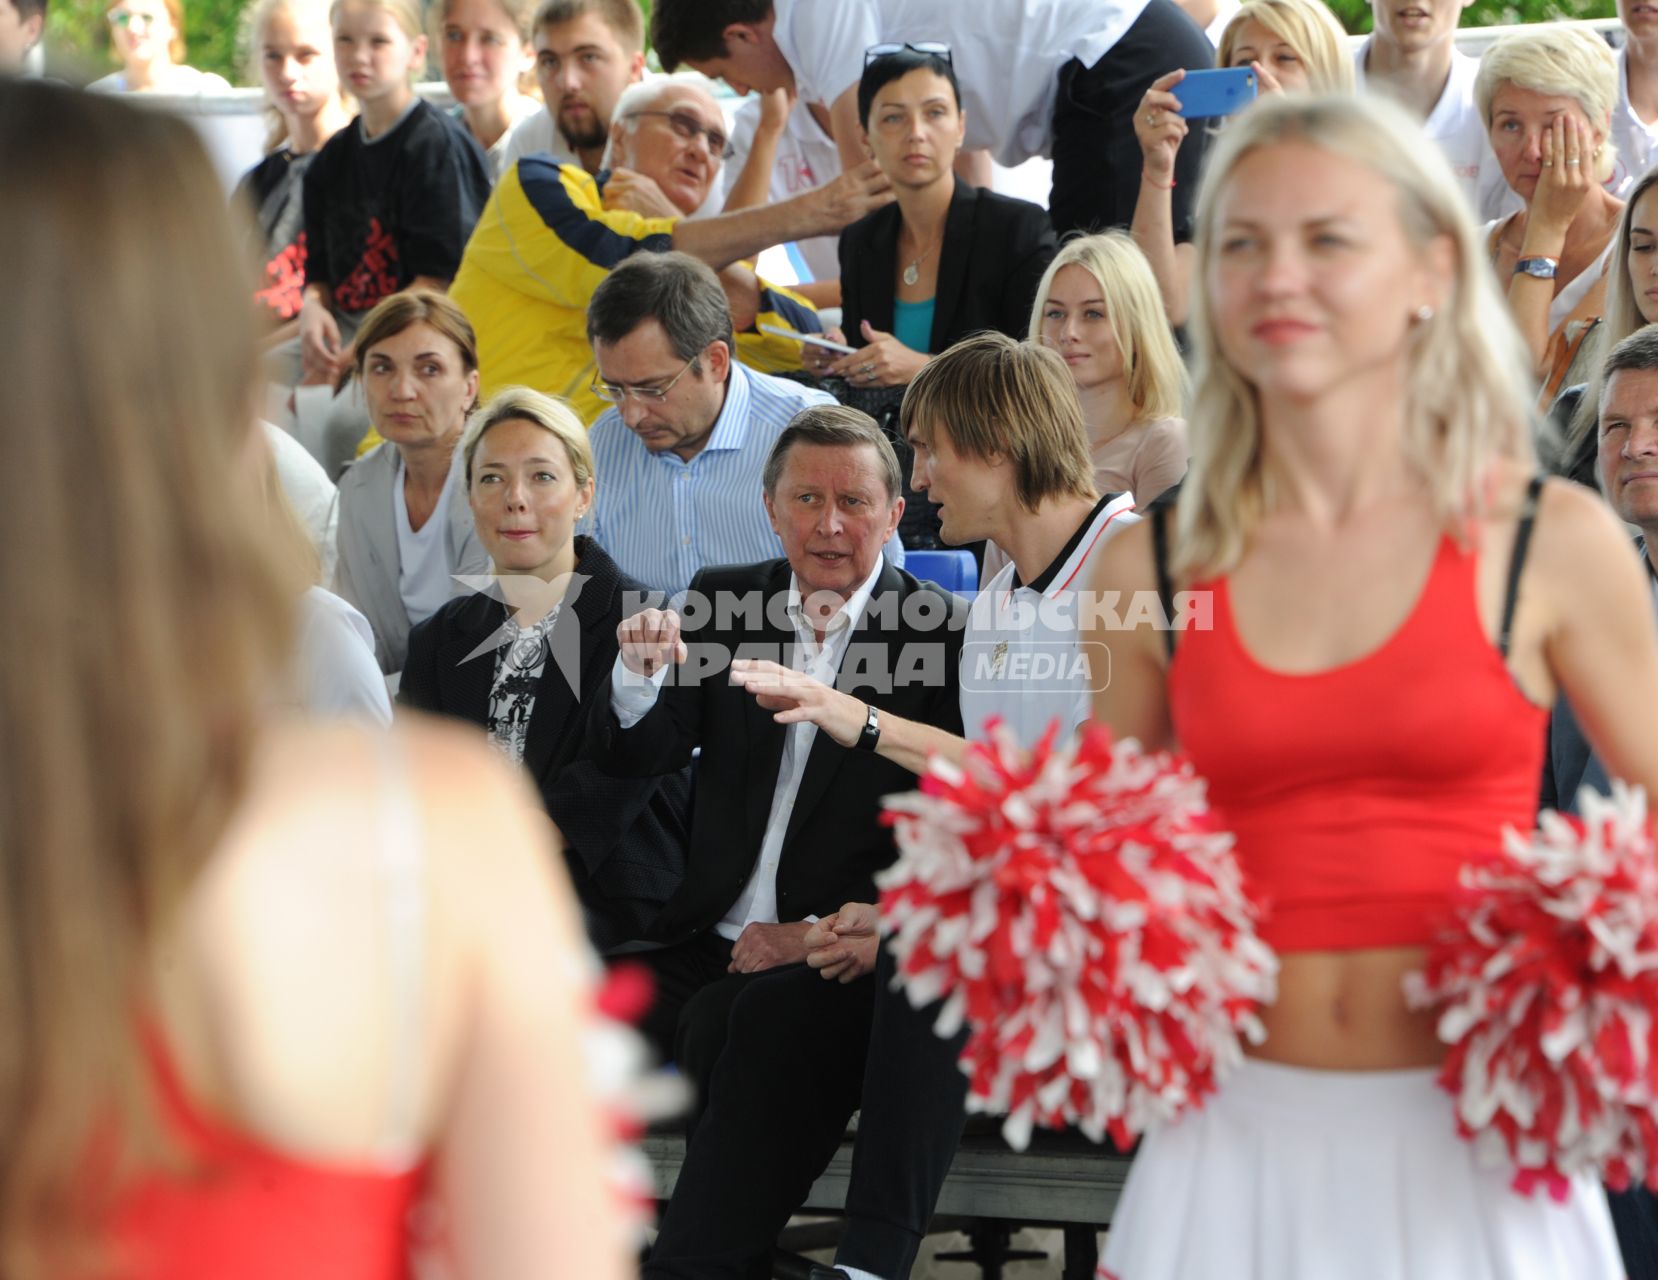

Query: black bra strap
[1152,505,1177,659]
[1497,474,1546,660]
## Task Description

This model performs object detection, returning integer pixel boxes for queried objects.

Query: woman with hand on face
[1479,25,1624,410]
[401,388,690,952]
[807,43,1056,390]
[1088,92,1658,1278]
[1132,0,1351,326]
[235,0,352,347]
[333,289,491,677]
[89,0,229,92]
[436,0,538,181]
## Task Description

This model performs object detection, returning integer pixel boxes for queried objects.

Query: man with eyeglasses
[450,74,894,422]
[649,0,1214,241]
[579,251,901,598]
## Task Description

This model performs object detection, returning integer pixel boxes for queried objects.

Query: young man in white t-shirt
[650,0,1214,240]
[1611,0,1658,196]
[1352,0,1517,221]
[651,334,1146,1280]
[501,0,646,174]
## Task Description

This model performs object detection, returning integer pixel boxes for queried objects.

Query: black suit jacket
[587,558,965,945]
[401,537,690,950]
[839,177,1058,355]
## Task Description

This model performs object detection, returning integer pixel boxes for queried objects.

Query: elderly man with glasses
[579,251,901,597]
[450,73,894,422]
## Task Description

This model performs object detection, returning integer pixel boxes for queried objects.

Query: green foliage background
[43,0,1615,86]
[1324,0,1614,32]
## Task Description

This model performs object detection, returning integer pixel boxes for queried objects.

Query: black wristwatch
[856,702,881,751]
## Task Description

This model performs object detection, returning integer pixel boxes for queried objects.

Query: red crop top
[1166,532,1547,953]
[104,1026,429,1279]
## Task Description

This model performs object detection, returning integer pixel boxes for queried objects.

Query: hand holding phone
[1173,67,1257,120]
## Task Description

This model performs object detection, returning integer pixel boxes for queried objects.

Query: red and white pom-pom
[584,961,691,1230]
[877,720,1277,1152]
[1404,783,1658,1200]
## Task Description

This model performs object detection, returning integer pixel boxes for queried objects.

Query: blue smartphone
[1173,67,1257,119]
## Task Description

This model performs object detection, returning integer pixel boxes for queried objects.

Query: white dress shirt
[1610,45,1658,198]
[1353,41,1519,223]
[770,0,1149,167]
[609,556,886,939]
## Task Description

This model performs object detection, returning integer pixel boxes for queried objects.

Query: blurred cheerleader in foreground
[0,79,630,1280]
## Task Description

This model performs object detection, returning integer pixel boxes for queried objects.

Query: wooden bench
[645,1123,1132,1279]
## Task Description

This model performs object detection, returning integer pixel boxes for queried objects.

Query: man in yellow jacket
[452,76,892,422]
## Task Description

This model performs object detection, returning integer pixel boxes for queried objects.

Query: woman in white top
[0,76,629,1280]
[1478,25,1624,409]
[89,0,229,92]
[333,289,490,675]
[436,0,539,181]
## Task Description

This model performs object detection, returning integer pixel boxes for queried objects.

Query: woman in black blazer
[819,43,1058,389]
[401,386,689,953]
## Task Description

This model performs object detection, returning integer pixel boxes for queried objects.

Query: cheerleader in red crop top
[1084,95,1658,1280]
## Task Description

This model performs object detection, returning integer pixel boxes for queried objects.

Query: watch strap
[856,702,880,751]
[1514,256,1560,280]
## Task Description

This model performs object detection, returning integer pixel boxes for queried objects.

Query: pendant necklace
[902,231,941,287]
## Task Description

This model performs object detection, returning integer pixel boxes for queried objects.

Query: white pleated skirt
[1098,1059,1624,1280]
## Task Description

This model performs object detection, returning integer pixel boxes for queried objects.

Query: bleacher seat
[904,549,978,595]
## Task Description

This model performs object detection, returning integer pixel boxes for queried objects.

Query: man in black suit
[1540,326,1658,1280]
[587,404,964,1078]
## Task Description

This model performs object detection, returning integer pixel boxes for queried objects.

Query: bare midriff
[1247,946,1445,1070]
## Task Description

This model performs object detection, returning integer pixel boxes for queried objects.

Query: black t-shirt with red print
[302,98,490,318]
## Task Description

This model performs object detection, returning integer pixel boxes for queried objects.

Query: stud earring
[1412,304,1434,324]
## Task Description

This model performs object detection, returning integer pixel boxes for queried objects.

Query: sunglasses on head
[864,41,952,66]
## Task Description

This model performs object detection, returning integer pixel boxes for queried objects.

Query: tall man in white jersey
[648,333,1147,1280]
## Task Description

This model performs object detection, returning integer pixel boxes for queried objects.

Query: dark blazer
[587,557,966,945]
[401,537,690,951]
[1539,536,1651,815]
[839,177,1058,356]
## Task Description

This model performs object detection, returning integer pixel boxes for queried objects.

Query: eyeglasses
[108,8,161,27]
[590,355,697,405]
[864,41,952,66]
[623,109,732,161]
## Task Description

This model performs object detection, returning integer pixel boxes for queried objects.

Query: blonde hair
[463,386,595,487]
[901,332,1099,511]
[1028,231,1187,427]
[1475,24,1619,185]
[1564,166,1658,459]
[330,0,422,40]
[0,81,294,1279]
[241,0,352,152]
[1217,0,1354,95]
[1179,93,1534,578]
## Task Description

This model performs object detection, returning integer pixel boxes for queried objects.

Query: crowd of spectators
[15,0,1658,1277]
